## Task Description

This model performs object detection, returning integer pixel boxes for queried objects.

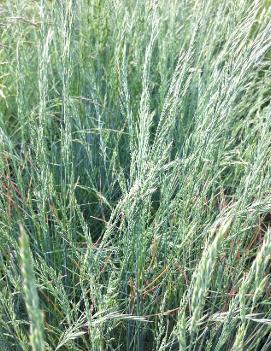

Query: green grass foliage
[1,0,271,350]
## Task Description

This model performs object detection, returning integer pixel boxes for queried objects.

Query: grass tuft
[1,0,271,350]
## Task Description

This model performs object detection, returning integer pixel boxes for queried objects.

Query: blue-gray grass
[0,0,271,350]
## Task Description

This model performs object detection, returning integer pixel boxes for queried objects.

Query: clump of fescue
[1,0,271,350]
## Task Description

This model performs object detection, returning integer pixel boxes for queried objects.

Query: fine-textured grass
[1,0,271,350]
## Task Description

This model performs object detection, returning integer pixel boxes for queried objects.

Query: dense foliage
[1,1,271,350]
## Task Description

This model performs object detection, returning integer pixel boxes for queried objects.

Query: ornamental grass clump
[1,0,271,350]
